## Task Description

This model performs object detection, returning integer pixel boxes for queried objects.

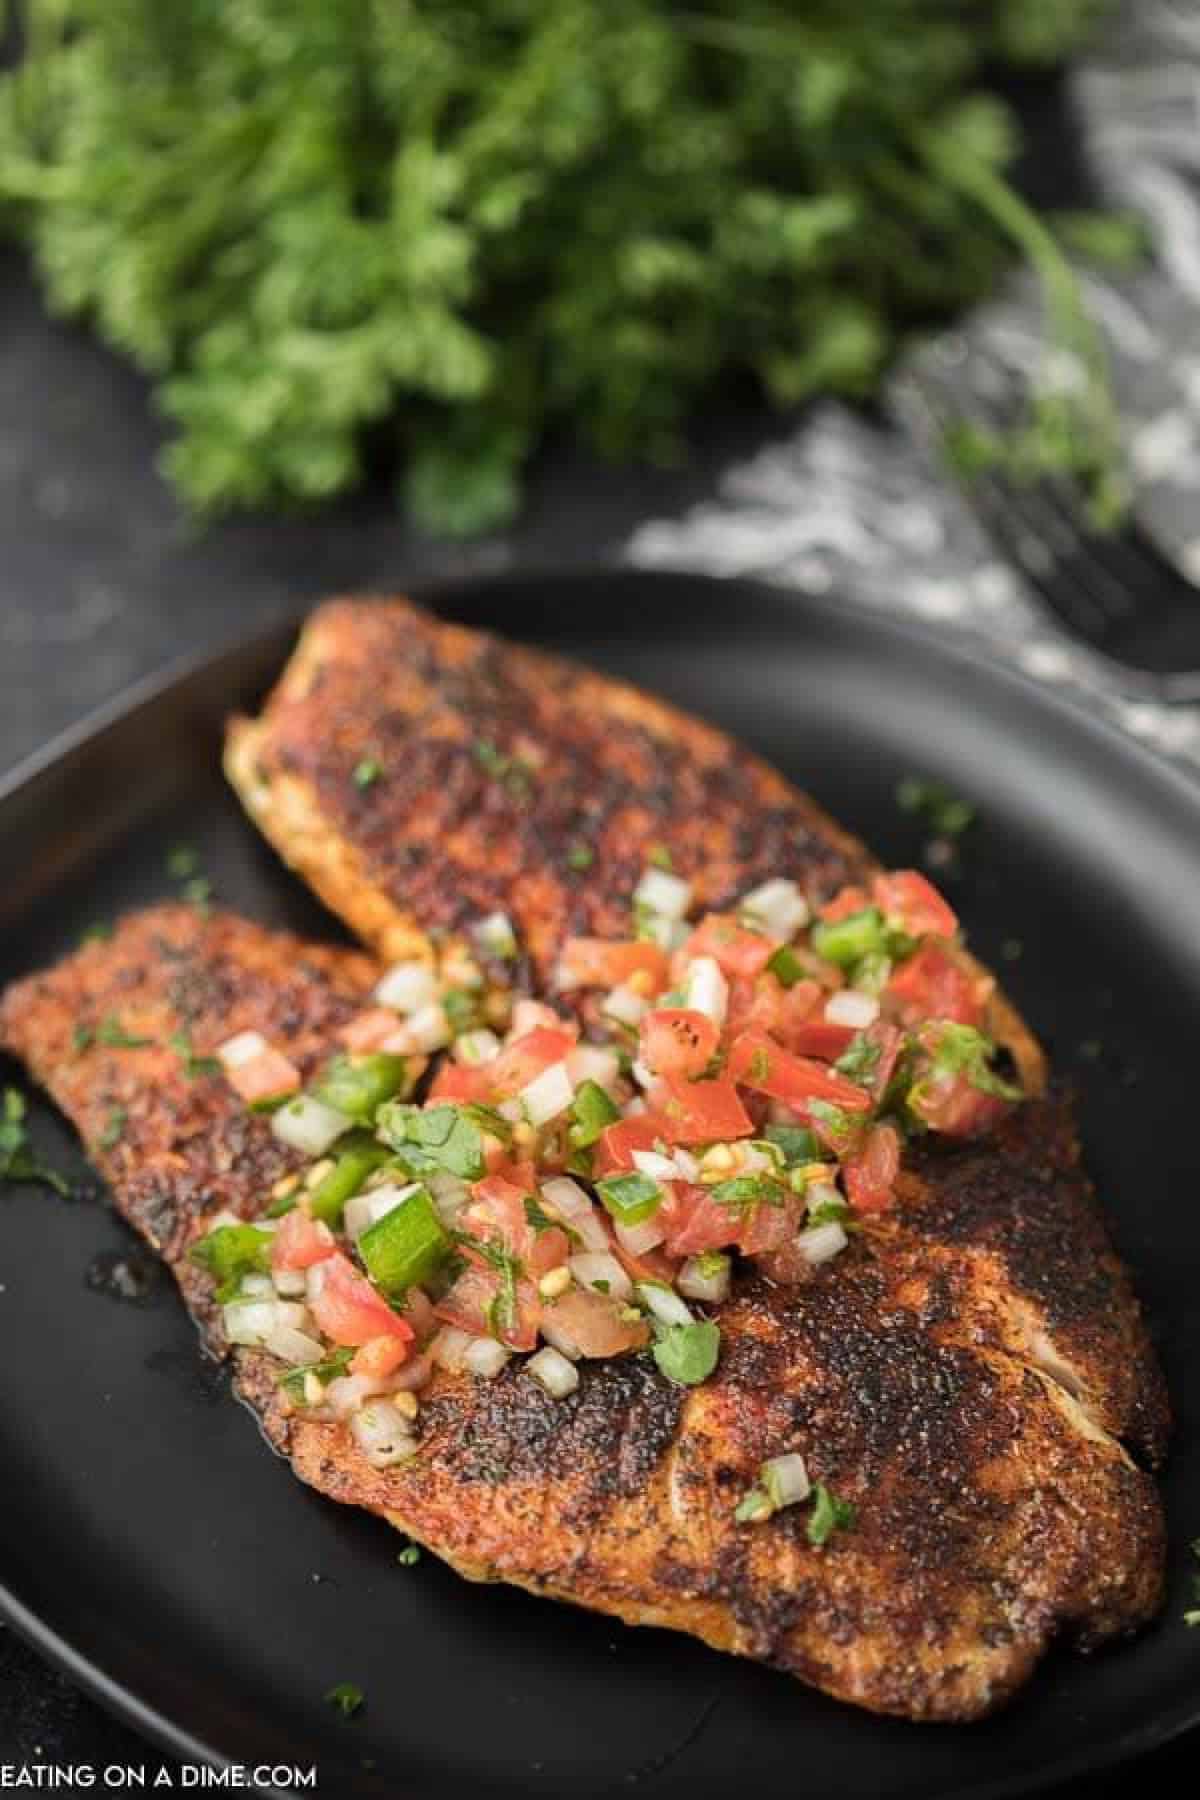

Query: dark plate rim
[0,565,1196,1797]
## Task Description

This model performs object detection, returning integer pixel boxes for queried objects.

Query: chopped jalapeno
[312,1052,410,1123]
[810,907,888,969]
[359,1186,450,1296]
[765,944,805,988]
[309,1133,393,1226]
[595,1171,663,1225]
[569,1079,620,1149]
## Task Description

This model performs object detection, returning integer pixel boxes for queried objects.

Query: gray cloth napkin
[627,0,1200,770]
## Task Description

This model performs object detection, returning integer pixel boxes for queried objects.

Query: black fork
[907,358,1200,703]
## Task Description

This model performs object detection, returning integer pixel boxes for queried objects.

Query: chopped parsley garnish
[165,843,200,879]
[353,756,382,789]
[766,944,805,988]
[652,1319,721,1387]
[566,842,594,871]
[897,777,975,838]
[0,1089,70,1196]
[98,1106,127,1151]
[325,1682,364,1719]
[97,1014,153,1049]
[807,1482,856,1547]
[169,1028,221,1078]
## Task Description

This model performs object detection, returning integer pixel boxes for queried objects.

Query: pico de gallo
[190,862,1022,1469]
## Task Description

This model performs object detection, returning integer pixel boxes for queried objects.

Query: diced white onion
[805,1181,842,1216]
[271,1094,352,1157]
[344,1181,420,1243]
[603,984,648,1028]
[464,1337,510,1379]
[567,1045,621,1094]
[740,878,809,941]
[623,1096,647,1117]
[265,1324,326,1366]
[223,1299,279,1346]
[636,1281,693,1327]
[510,998,564,1036]
[272,1267,308,1299]
[673,1148,700,1182]
[824,990,880,1029]
[634,866,693,920]
[684,955,728,1026]
[632,1149,679,1181]
[351,1400,418,1468]
[429,1172,470,1226]
[630,1057,656,1091]
[678,1254,731,1304]
[430,1326,472,1372]
[568,1252,632,1302]
[615,1216,667,1255]
[540,1176,591,1218]
[374,961,437,1014]
[455,1028,501,1065]
[326,1373,389,1417]
[397,1002,452,1054]
[239,1272,275,1299]
[216,1030,267,1071]
[474,911,518,960]
[798,1221,848,1265]
[521,1060,574,1126]
[273,1300,313,1332]
[762,1451,811,1510]
[497,1097,523,1123]
[527,1346,580,1398]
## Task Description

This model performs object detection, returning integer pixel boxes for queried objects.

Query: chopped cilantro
[0,1088,70,1196]
[807,1482,856,1547]
[897,777,975,838]
[396,1543,422,1567]
[566,842,594,871]
[807,1100,860,1153]
[353,757,382,789]
[833,1033,881,1083]
[923,1022,1022,1100]
[278,1346,355,1404]
[734,1486,773,1524]
[72,1023,94,1054]
[325,1682,364,1719]
[472,738,533,800]
[764,1123,820,1166]
[182,874,213,911]
[442,987,480,1034]
[169,1028,221,1078]
[709,1174,786,1211]
[652,1320,721,1387]
[806,1198,855,1230]
[79,921,112,944]
[647,845,674,870]
[377,1100,508,1180]
[191,1221,274,1297]
[97,1014,153,1049]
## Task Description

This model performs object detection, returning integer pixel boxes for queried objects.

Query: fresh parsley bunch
[0,1,1115,534]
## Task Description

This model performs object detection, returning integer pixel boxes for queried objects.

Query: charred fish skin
[0,905,1166,1724]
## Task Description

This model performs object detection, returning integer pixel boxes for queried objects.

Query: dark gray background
[0,245,1192,1791]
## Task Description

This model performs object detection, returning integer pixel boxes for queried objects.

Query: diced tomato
[541,1286,650,1357]
[842,1121,901,1213]
[427,1061,491,1103]
[872,870,958,940]
[271,1211,336,1271]
[638,1007,719,1079]
[433,1264,541,1350]
[908,1072,1010,1138]
[350,1334,412,1380]
[739,1189,804,1256]
[226,1047,300,1107]
[725,973,824,1044]
[727,1028,872,1114]
[466,1171,570,1278]
[887,944,985,1027]
[338,1008,401,1053]
[558,938,669,992]
[485,1026,577,1098]
[594,1114,670,1176]
[685,913,775,979]
[605,1226,677,1288]
[657,1182,743,1257]
[309,1253,415,1348]
[652,1074,754,1145]
[863,1020,904,1101]
[787,1018,857,1061]
[819,885,870,923]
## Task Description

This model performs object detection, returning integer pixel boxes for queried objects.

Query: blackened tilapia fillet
[0,906,1167,1722]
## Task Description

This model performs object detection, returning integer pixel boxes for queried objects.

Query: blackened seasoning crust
[0,905,1166,1722]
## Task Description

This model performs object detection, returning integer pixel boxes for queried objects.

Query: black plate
[1,571,1197,1799]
